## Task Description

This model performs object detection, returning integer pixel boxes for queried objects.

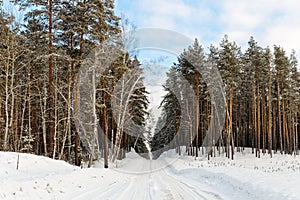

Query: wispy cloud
[116,0,300,54]
[218,0,300,52]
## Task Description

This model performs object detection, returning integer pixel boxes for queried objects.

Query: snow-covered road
[66,152,291,200]
[1,150,300,199]
[149,163,223,200]
[70,158,223,200]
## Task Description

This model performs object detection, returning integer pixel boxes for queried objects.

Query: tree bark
[257,82,261,158]
[277,82,283,154]
[195,73,200,157]
[262,84,267,154]
[48,0,54,157]
[103,86,109,168]
[267,68,273,157]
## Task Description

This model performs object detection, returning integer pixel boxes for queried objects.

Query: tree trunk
[277,83,283,154]
[37,86,48,156]
[295,111,299,155]
[19,89,27,151]
[262,84,267,154]
[257,83,261,158]
[53,65,58,159]
[4,58,10,151]
[195,73,200,157]
[229,88,234,159]
[48,0,54,157]
[273,103,277,153]
[267,69,272,157]
[283,99,289,154]
[252,75,257,155]
[103,90,109,168]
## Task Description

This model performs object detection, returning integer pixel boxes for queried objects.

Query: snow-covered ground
[1,149,300,200]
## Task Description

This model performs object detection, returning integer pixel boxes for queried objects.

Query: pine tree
[274,46,290,154]
[215,35,241,159]
[178,39,206,157]
[289,50,300,155]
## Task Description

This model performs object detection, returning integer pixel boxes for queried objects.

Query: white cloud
[218,0,300,56]
[117,0,300,57]
[133,0,195,30]
[138,0,192,20]
[117,0,215,42]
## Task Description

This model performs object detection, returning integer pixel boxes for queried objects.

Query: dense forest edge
[1,1,300,168]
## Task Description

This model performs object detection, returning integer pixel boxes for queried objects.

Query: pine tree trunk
[4,57,10,151]
[174,101,179,154]
[74,72,80,166]
[267,70,272,157]
[48,0,54,157]
[53,66,58,159]
[225,99,229,158]
[252,76,257,156]
[292,109,295,155]
[273,104,277,153]
[262,84,267,154]
[283,99,289,153]
[27,64,32,153]
[13,98,19,151]
[67,75,72,161]
[200,94,204,155]
[19,88,27,151]
[277,83,283,154]
[229,88,234,159]
[257,83,261,158]
[195,73,200,157]
[67,34,74,161]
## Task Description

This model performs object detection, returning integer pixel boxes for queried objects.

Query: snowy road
[70,158,223,200]
[149,164,223,200]
[1,150,300,199]
[66,151,293,200]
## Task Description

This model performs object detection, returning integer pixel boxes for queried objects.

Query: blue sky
[115,0,300,54]
[115,0,300,120]
[2,0,299,57]
[3,0,299,60]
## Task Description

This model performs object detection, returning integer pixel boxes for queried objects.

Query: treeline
[0,0,149,167]
[1,1,300,165]
[151,36,300,160]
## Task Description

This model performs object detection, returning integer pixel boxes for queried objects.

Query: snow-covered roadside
[161,148,300,200]
[1,149,300,200]
[0,152,131,200]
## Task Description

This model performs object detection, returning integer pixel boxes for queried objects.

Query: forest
[1,0,300,169]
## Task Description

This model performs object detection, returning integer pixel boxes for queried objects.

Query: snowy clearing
[1,149,300,200]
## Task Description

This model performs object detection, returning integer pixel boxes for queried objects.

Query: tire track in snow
[150,160,220,200]
[69,179,130,200]
[162,167,223,200]
[73,159,222,200]
[115,161,153,199]
[68,158,222,199]
[163,159,290,200]
[90,160,153,200]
